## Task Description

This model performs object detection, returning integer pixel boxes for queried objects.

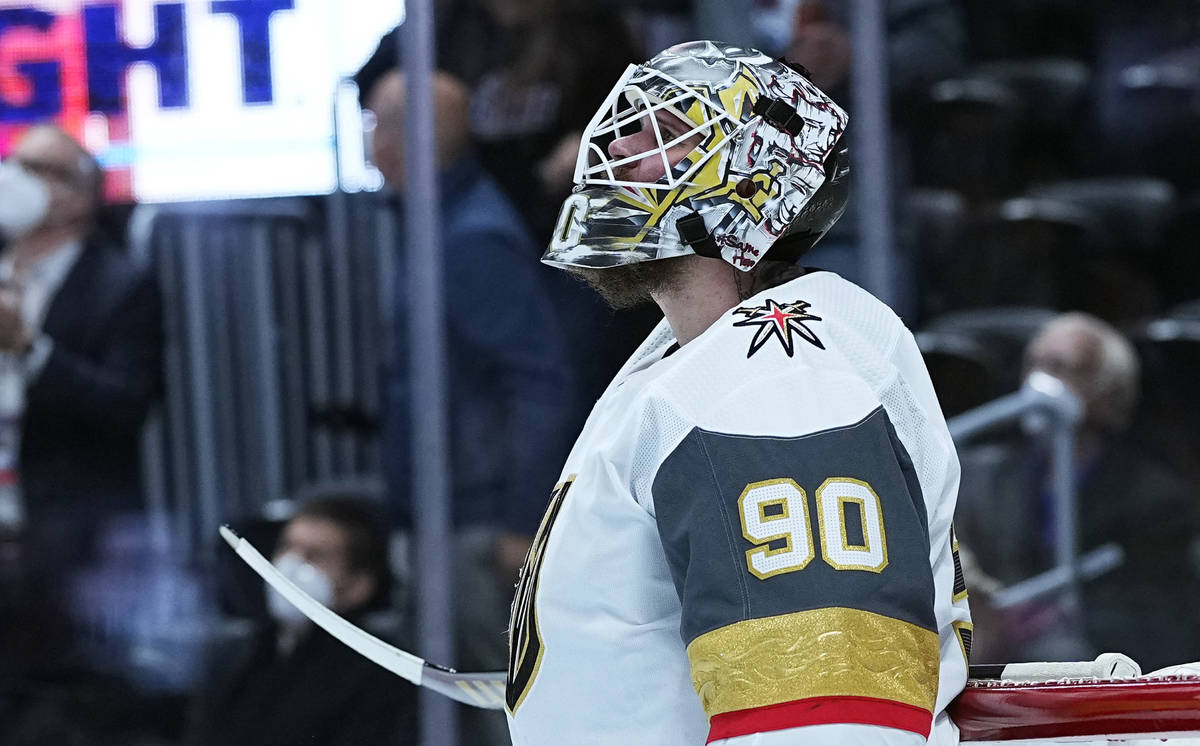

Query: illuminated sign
[0,0,399,201]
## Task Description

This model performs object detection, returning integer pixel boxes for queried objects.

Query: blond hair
[1037,312,1141,430]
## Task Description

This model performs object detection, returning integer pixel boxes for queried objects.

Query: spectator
[187,495,416,746]
[956,312,1199,668]
[359,6,659,406]
[0,124,163,691]
[0,124,162,537]
[364,68,575,745]
[354,0,640,238]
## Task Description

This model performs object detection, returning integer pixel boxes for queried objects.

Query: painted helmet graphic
[542,40,850,272]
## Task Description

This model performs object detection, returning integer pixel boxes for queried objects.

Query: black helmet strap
[751,96,805,137]
[676,211,721,259]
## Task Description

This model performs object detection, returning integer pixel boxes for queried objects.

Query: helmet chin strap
[675,210,721,259]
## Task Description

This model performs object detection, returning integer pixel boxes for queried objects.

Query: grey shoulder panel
[652,407,936,644]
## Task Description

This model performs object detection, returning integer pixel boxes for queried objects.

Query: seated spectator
[956,312,1199,668]
[186,495,416,746]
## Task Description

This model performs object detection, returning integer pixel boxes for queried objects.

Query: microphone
[1020,371,1083,436]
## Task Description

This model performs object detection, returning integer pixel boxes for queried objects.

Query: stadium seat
[1027,177,1176,257]
[916,330,1006,417]
[945,196,1160,320]
[1155,193,1200,308]
[1116,46,1200,189]
[971,58,1092,126]
[1169,300,1200,321]
[921,307,1058,394]
[974,58,1093,188]
[1128,318,1200,482]
[913,78,1023,200]
[912,56,1102,201]
[905,188,967,323]
[962,0,1093,61]
[949,198,1100,311]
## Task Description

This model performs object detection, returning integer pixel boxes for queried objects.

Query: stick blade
[422,667,507,710]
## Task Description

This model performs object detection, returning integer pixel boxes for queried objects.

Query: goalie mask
[542,40,850,272]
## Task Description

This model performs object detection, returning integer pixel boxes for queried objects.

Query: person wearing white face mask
[186,495,418,746]
[0,125,163,693]
[0,125,162,527]
[0,160,51,245]
[264,499,390,651]
[956,313,1198,670]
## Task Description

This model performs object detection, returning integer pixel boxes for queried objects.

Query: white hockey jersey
[506,271,971,745]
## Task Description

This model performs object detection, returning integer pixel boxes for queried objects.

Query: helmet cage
[576,63,746,192]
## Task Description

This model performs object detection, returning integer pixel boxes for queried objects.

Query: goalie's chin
[566,256,690,310]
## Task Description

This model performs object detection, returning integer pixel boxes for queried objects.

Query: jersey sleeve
[651,404,940,744]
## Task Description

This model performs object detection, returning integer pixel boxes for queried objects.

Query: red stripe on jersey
[706,695,933,742]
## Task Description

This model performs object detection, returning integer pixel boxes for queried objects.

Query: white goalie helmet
[543,40,850,272]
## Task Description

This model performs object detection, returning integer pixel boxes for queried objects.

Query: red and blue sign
[0,1,399,201]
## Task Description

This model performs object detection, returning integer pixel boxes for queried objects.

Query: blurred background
[0,0,1198,743]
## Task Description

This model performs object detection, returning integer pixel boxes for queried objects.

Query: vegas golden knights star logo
[507,477,574,712]
[732,298,824,358]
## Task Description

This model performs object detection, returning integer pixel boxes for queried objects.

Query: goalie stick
[224,524,1200,740]
[219,525,507,710]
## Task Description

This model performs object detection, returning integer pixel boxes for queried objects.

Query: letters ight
[2,1,298,123]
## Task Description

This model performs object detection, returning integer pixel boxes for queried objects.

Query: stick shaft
[220,525,426,683]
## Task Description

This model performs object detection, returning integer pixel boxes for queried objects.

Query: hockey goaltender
[505,40,970,745]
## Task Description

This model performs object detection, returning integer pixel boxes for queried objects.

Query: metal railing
[947,371,1121,611]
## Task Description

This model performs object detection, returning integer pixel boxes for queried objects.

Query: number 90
[738,477,888,580]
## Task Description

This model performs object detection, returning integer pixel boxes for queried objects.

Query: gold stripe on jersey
[507,477,575,714]
[951,527,969,602]
[953,620,973,665]
[686,607,940,718]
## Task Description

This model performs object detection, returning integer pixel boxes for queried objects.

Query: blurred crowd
[0,0,1198,743]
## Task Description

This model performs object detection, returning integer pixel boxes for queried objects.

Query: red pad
[952,675,1200,742]
[707,696,932,742]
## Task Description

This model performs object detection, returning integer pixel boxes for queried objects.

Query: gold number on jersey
[738,479,815,579]
[816,478,888,572]
[738,476,888,579]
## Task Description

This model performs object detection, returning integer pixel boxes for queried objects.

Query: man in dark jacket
[0,125,163,728]
[0,124,162,541]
